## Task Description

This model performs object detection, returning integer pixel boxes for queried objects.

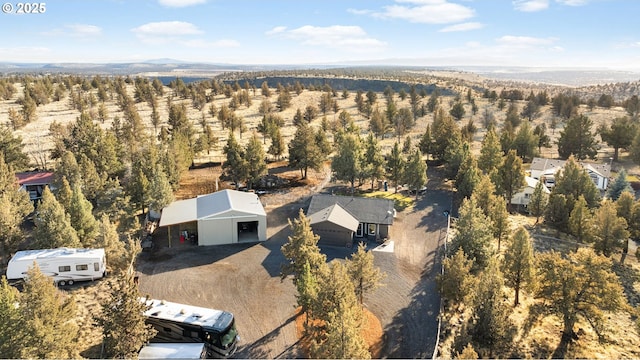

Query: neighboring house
[159,189,267,246]
[529,157,611,191]
[15,171,55,204]
[307,194,395,246]
[511,176,550,206]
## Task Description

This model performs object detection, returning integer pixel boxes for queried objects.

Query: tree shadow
[236,313,300,359]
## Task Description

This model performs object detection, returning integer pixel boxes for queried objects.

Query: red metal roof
[15,172,55,186]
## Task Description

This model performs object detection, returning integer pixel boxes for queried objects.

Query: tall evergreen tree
[148,165,175,212]
[95,273,157,358]
[244,133,267,189]
[532,248,626,343]
[404,149,427,199]
[598,116,636,161]
[553,155,601,209]
[347,242,386,305]
[592,200,629,257]
[0,277,22,358]
[450,198,494,271]
[511,121,539,162]
[418,124,433,160]
[386,142,405,193]
[19,265,78,359]
[222,132,248,189]
[501,227,534,306]
[431,107,462,161]
[0,156,32,258]
[32,187,80,249]
[68,184,99,246]
[607,169,633,201]
[468,259,514,357]
[568,195,595,249]
[557,114,599,160]
[363,133,385,191]
[495,150,525,208]
[268,127,285,160]
[296,261,319,329]
[288,123,322,179]
[545,193,569,232]
[528,180,548,224]
[437,248,474,305]
[280,209,327,285]
[331,133,363,193]
[455,153,480,199]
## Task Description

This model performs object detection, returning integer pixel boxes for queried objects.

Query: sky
[1,0,640,70]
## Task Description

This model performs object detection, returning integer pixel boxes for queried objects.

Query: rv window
[94,262,99,271]
[59,266,71,272]
[76,264,88,271]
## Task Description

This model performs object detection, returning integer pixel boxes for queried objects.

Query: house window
[94,262,100,271]
[524,193,530,199]
[76,264,88,271]
[59,266,71,272]
[356,224,363,237]
[368,223,376,236]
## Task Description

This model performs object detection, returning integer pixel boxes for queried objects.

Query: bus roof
[142,298,232,332]
[9,248,105,263]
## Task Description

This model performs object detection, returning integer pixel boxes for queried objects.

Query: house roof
[15,171,55,186]
[308,204,360,232]
[159,189,265,227]
[530,157,611,178]
[307,194,395,225]
[525,176,550,193]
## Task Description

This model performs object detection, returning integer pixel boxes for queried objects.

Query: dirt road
[136,169,450,358]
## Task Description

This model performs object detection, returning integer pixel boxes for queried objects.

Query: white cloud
[439,22,484,32]
[347,8,374,15]
[556,0,589,5]
[158,0,206,8]
[268,25,386,52]
[513,0,549,12]
[132,21,203,37]
[497,35,556,47]
[373,0,475,24]
[184,39,240,48]
[65,24,102,37]
[265,26,287,35]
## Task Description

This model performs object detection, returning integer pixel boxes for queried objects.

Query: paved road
[136,183,451,358]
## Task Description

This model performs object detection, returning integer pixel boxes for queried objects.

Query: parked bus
[142,298,239,358]
[6,248,106,287]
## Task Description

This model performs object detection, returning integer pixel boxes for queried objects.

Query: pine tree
[418,124,433,159]
[56,176,73,211]
[148,165,175,213]
[533,248,626,342]
[297,261,319,329]
[363,133,385,191]
[437,248,474,304]
[607,169,633,201]
[501,227,534,306]
[386,142,405,193]
[311,261,370,359]
[68,184,99,246]
[495,149,525,208]
[347,242,386,305]
[0,277,22,358]
[244,133,267,189]
[19,264,78,359]
[288,122,322,179]
[557,114,599,160]
[223,132,248,189]
[545,192,569,232]
[331,133,363,193]
[450,198,494,271]
[568,195,595,249]
[592,200,629,257]
[528,180,548,224]
[455,153,480,199]
[404,149,427,199]
[268,127,285,160]
[280,209,327,285]
[32,187,80,249]
[95,273,157,358]
[468,260,514,357]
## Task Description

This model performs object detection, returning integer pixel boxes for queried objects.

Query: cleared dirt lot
[136,167,450,358]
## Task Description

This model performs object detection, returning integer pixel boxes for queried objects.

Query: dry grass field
[2,73,640,358]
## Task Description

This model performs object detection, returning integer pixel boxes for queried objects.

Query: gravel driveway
[136,172,451,358]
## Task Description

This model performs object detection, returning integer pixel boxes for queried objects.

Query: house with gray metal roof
[159,189,266,246]
[529,157,611,191]
[307,194,395,246]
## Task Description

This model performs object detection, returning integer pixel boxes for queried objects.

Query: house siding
[314,221,354,247]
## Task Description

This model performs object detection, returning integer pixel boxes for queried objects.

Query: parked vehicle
[6,247,106,287]
[142,298,239,358]
[139,343,206,359]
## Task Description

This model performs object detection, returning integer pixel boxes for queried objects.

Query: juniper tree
[223,132,247,189]
[437,248,474,305]
[386,142,405,193]
[331,133,363,193]
[532,248,626,343]
[244,133,267,189]
[592,200,629,257]
[450,198,494,271]
[68,184,99,246]
[568,195,595,249]
[288,122,323,179]
[363,133,385,191]
[19,265,79,359]
[280,209,326,285]
[607,169,633,201]
[0,277,22,358]
[528,180,548,224]
[95,272,157,358]
[404,149,427,200]
[347,242,386,305]
[502,227,534,306]
[32,187,80,249]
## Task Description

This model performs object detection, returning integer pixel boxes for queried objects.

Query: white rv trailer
[6,248,107,286]
[142,298,239,358]
[138,343,206,359]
